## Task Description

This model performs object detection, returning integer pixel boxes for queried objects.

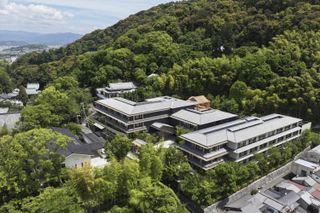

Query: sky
[0,0,175,34]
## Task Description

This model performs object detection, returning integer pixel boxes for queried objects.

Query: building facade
[96,82,137,99]
[179,114,310,170]
[91,96,196,137]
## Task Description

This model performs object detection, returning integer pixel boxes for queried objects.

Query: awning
[132,139,147,147]
[151,122,175,134]
[94,123,105,130]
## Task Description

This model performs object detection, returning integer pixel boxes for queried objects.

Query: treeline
[18,76,91,131]
[0,60,13,94]
[7,0,320,123]
[0,130,191,212]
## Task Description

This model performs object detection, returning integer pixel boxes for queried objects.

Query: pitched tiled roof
[171,108,237,126]
[96,96,196,116]
[106,82,136,91]
[180,114,302,147]
[188,95,210,104]
[50,127,105,157]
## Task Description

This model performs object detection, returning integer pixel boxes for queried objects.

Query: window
[259,134,266,140]
[134,114,143,120]
[260,143,267,150]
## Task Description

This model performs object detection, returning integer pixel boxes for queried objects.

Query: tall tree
[17,86,28,106]
[105,135,132,161]
[0,129,68,203]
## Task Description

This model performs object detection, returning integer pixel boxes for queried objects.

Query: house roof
[27,83,40,90]
[106,82,136,91]
[83,133,105,144]
[50,127,105,157]
[0,113,20,129]
[294,159,320,170]
[188,95,210,104]
[0,107,9,114]
[151,122,174,130]
[96,96,196,116]
[0,92,18,99]
[310,145,320,154]
[180,114,302,148]
[171,108,238,126]
[292,176,317,187]
[132,139,147,147]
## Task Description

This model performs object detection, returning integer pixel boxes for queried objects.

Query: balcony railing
[178,143,228,161]
[187,157,225,170]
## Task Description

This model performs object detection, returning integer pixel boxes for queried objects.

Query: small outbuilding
[188,95,211,111]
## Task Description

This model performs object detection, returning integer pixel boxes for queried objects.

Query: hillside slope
[8,0,320,122]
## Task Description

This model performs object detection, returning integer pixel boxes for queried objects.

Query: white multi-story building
[96,82,137,99]
[179,114,310,170]
[91,96,196,137]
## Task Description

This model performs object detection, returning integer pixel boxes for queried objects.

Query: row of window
[96,104,169,122]
[184,141,225,154]
[96,113,146,132]
[186,152,223,167]
[238,131,300,158]
[237,123,300,149]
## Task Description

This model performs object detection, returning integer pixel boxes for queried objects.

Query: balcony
[89,116,147,134]
[94,106,169,125]
[187,157,225,170]
[178,143,228,161]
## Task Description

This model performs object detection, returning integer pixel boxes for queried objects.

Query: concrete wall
[302,122,312,132]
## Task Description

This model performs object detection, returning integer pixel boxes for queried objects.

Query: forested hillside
[8,0,320,124]
[2,0,320,211]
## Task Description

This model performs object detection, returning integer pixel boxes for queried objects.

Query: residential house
[51,127,107,168]
[304,145,320,164]
[292,159,320,177]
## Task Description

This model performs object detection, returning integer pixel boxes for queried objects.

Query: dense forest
[7,0,320,123]
[1,0,320,211]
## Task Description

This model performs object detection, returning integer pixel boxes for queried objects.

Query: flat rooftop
[180,114,302,148]
[106,82,136,91]
[96,96,196,116]
[294,159,320,170]
[171,108,238,126]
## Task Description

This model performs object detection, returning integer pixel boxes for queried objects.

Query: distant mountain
[0,41,28,46]
[0,30,82,45]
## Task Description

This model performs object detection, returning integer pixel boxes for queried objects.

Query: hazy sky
[0,0,175,34]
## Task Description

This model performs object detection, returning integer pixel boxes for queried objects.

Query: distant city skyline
[0,0,176,34]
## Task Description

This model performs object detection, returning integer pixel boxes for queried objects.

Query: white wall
[64,154,91,168]
[302,122,312,132]
[291,162,315,177]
